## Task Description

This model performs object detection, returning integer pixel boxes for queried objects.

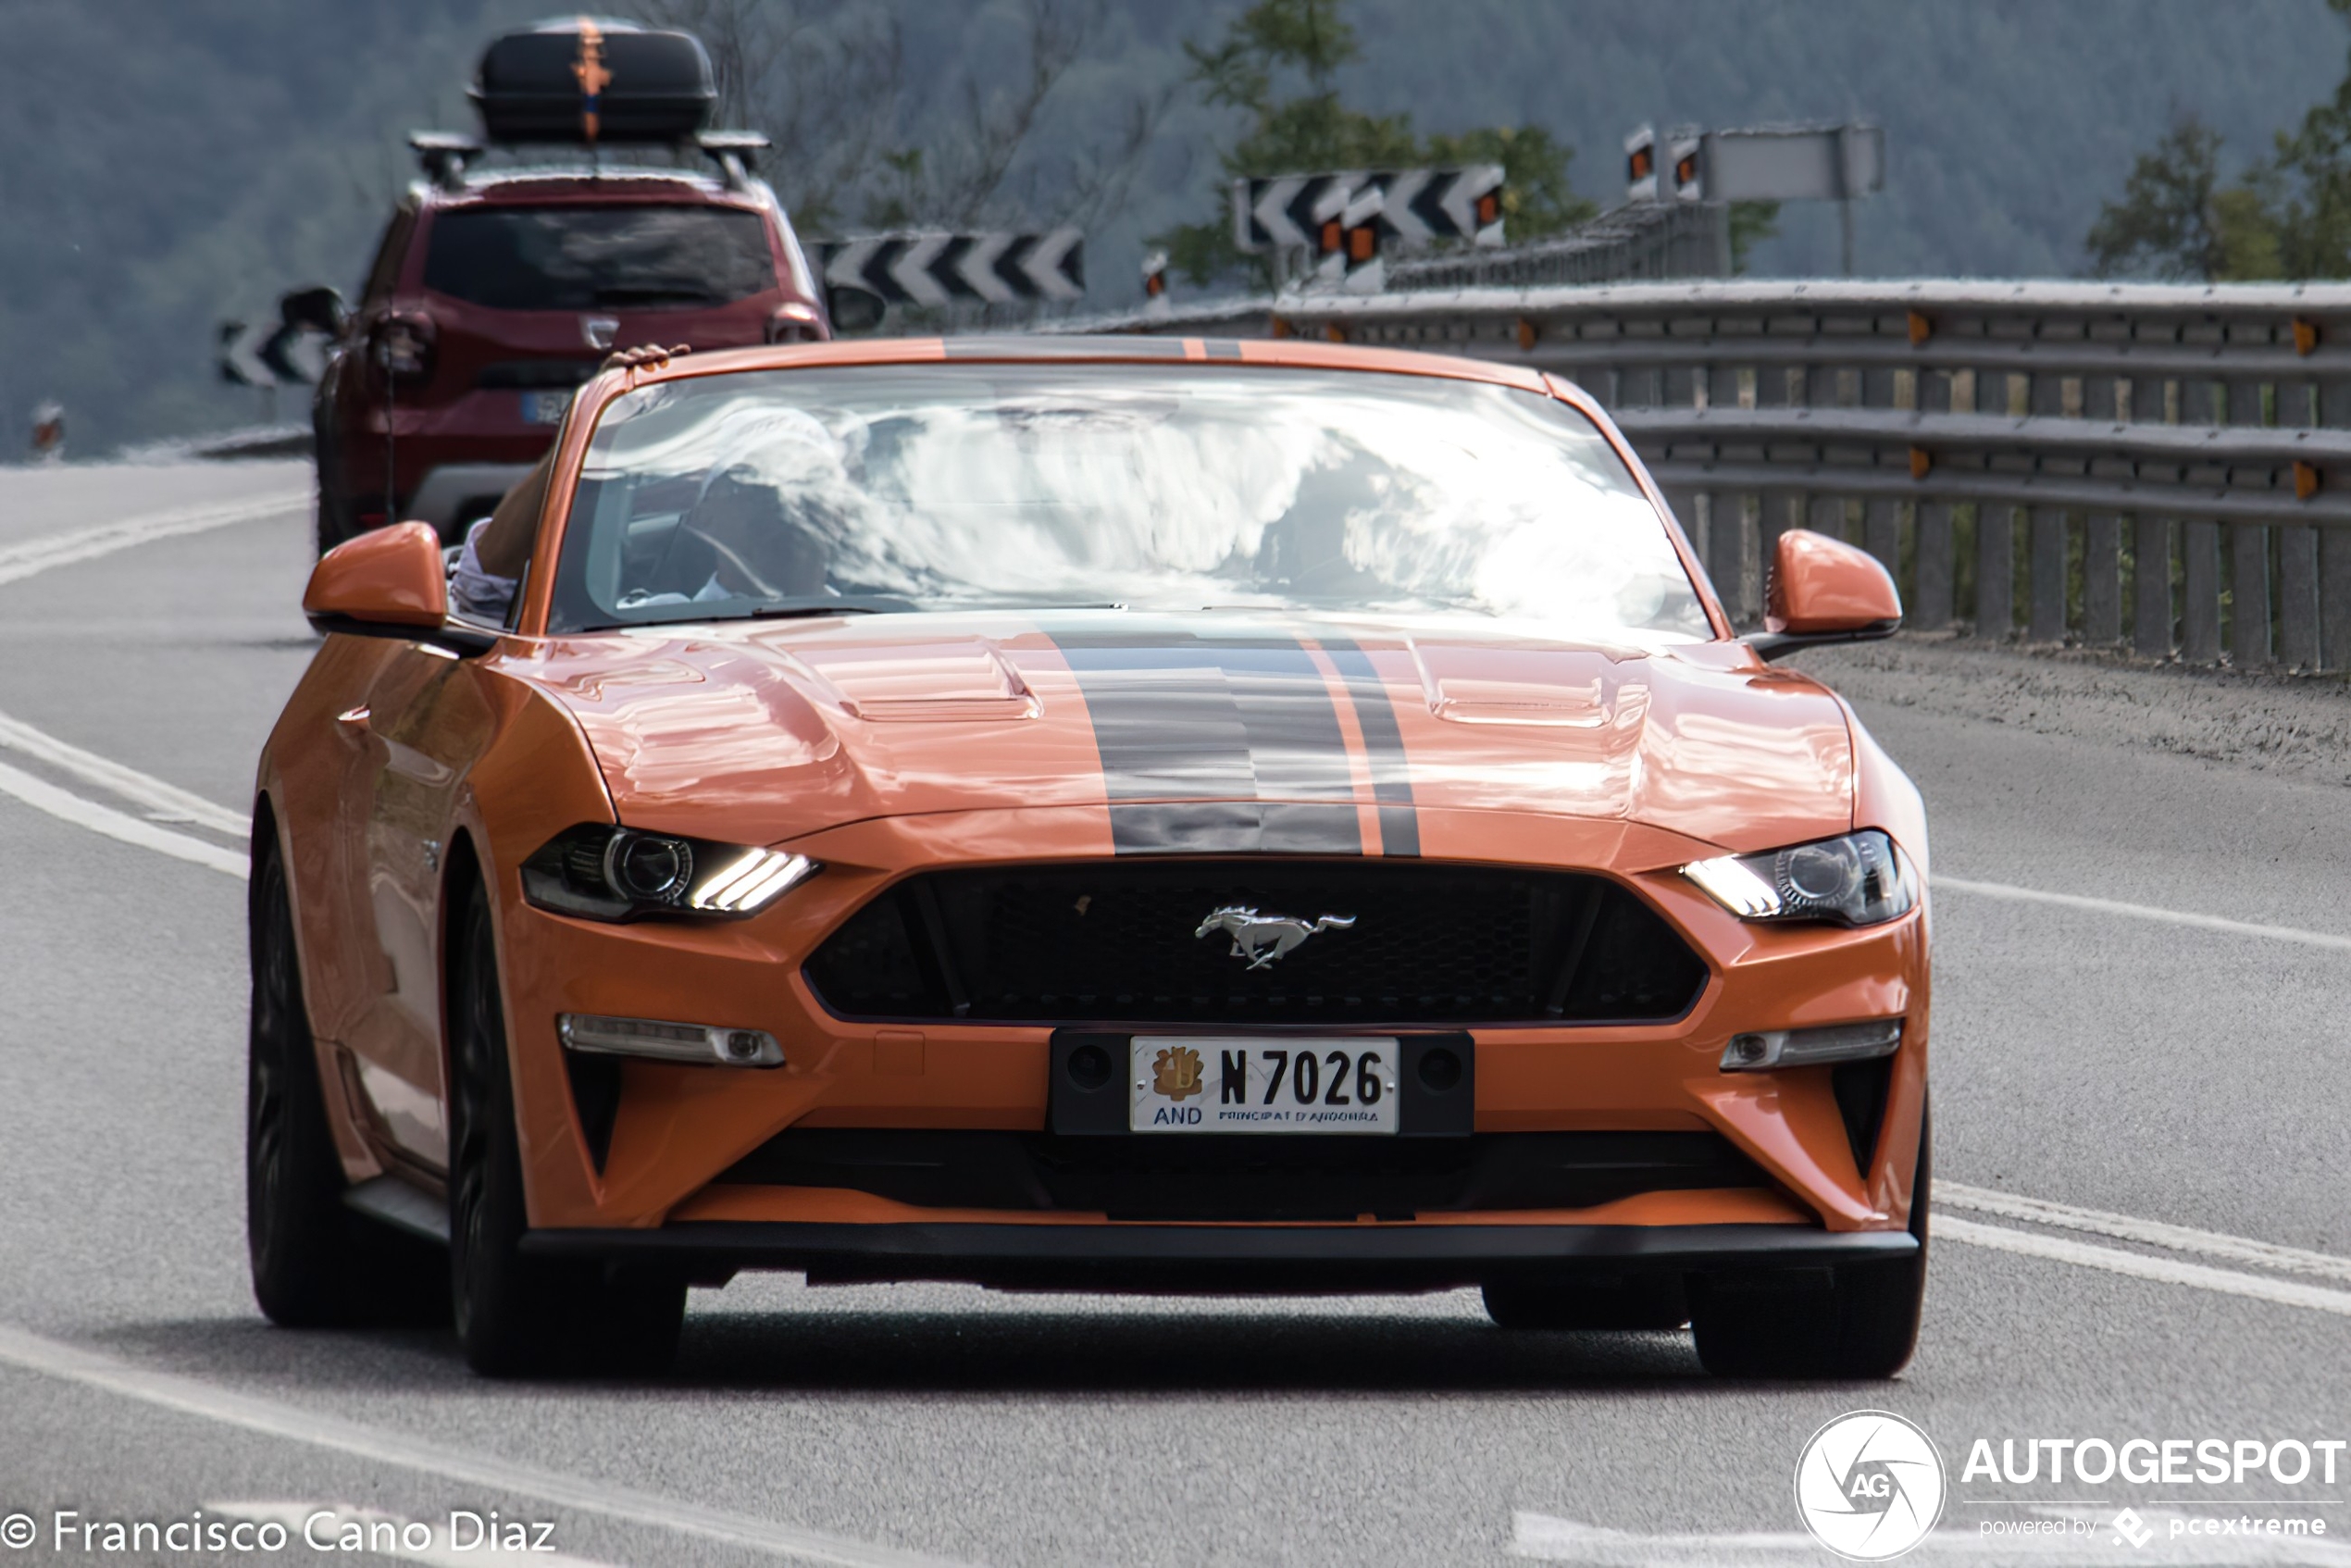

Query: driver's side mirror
[280,284,350,338]
[1747,529,1901,662]
[825,284,887,335]
[305,522,494,654]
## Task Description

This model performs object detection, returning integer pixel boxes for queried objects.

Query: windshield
[422,205,776,310]
[546,361,1710,639]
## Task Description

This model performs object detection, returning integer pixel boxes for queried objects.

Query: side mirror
[305,522,494,653]
[825,284,887,335]
[1748,529,1901,662]
[280,284,349,338]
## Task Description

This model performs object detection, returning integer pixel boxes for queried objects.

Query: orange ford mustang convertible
[248,336,1930,1378]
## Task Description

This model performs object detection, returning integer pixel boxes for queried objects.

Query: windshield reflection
[547,364,1709,640]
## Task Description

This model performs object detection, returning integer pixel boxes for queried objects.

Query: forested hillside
[0,0,2338,454]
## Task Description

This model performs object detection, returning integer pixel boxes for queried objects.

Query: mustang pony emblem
[1194,906,1356,970]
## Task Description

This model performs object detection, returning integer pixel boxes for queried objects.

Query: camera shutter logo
[1794,1410,1946,1561]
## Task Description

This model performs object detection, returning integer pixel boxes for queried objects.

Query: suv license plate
[521,390,573,425]
[1130,1036,1399,1134]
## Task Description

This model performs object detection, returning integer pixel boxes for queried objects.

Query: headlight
[522,824,818,922]
[1683,829,1915,927]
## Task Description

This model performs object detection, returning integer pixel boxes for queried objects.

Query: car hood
[506,611,1855,857]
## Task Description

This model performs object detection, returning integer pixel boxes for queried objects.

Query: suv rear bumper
[520,1219,1917,1292]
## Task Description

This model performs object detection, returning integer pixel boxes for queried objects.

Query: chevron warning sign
[816,230,1085,307]
[1234,168,1504,254]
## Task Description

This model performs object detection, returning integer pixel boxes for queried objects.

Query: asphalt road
[1,460,2347,1568]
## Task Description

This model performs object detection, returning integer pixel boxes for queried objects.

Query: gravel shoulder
[1792,633,2351,790]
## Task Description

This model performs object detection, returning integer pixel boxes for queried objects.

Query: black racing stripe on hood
[1053,631,1362,855]
[1319,638,1420,857]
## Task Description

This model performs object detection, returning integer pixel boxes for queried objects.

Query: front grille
[802,860,1708,1026]
[720,1128,1767,1222]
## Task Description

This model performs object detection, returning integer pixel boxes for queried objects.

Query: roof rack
[404,128,771,194]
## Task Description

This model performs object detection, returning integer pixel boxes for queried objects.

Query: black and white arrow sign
[1372,166,1506,248]
[1231,174,1356,253]
[1235,168,1503,253]
[218,322,276,389]
[819,230,1085,306]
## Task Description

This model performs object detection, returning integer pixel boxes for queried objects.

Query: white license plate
[521,390,573,425]
[1130,1036,1399,1134]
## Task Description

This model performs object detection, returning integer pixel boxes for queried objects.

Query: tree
[2085,117,2234,280]
[1159,0,1595,287]
[629,0,1164,237]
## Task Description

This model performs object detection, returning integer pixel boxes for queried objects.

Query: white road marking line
[1939,1184,2351,1287]
[208,1502,618,1567]
[0,708,247,835]
[0,1323,978,1568]
[1511,1508,2351,1564]
[1937,1216,2351,1319]
[1934,876,2351,953]
[0,492,305,589]
[0,757,246,878]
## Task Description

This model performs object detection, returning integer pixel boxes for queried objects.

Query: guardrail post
[2084,515,2122,643]
[2132,517,2171,656]
[2180,380,2224,662]
[1861,366,1901,580]
[1969,367,2014,638]
[2025,371,2070,643]
[2277,376,2320,667]
[1912,370,1955,630]
[2226,377,2272,665]
[2321,378,2351,668]
[1710,493,1753,622]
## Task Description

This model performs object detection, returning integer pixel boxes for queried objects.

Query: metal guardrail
[1084,279,2351,670]
[1387,202,1726,290]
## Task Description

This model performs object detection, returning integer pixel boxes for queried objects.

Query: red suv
[308,22,829,554]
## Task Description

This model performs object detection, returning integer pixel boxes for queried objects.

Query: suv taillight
[765,302,827,344]
[372,312,437,383]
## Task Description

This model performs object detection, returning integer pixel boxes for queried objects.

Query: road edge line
[0,1324,977,1568]
[0,758,248,879]
[1934,875,2351,952]
[1939,1183,2351,1286]
[1936,1215,2351,1318]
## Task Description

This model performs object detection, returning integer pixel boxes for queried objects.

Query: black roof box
[470,19,715,145]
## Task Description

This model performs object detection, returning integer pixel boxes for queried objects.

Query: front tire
[247,828,442,1326]
[447,877,683,1377]
[1688,1103,1931,1379]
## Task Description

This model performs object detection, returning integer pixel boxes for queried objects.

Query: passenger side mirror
[826,284,887,335]
[305,522,494,654]
[1747,529,1901,662]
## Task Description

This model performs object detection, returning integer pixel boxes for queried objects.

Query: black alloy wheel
[247,829,443,1326]
[447,876,684,1377]
[1687,1101,1932,1380]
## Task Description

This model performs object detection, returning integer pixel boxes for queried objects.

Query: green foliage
[1729,201,1782,275]
[1158,0,1591,287]
[2090,6,2351,280]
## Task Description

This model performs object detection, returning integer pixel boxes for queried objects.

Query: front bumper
[522,1216,1920,1292]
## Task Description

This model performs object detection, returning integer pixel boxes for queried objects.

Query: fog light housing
[1720,1018,1901,1072]
[559,1013,785,1068]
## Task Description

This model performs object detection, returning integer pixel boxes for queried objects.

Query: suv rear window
[422,205,776,310]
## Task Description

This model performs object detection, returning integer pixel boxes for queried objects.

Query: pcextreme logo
[1795,1410,1948,1561]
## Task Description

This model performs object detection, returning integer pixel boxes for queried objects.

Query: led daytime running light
[689,848,815,913]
